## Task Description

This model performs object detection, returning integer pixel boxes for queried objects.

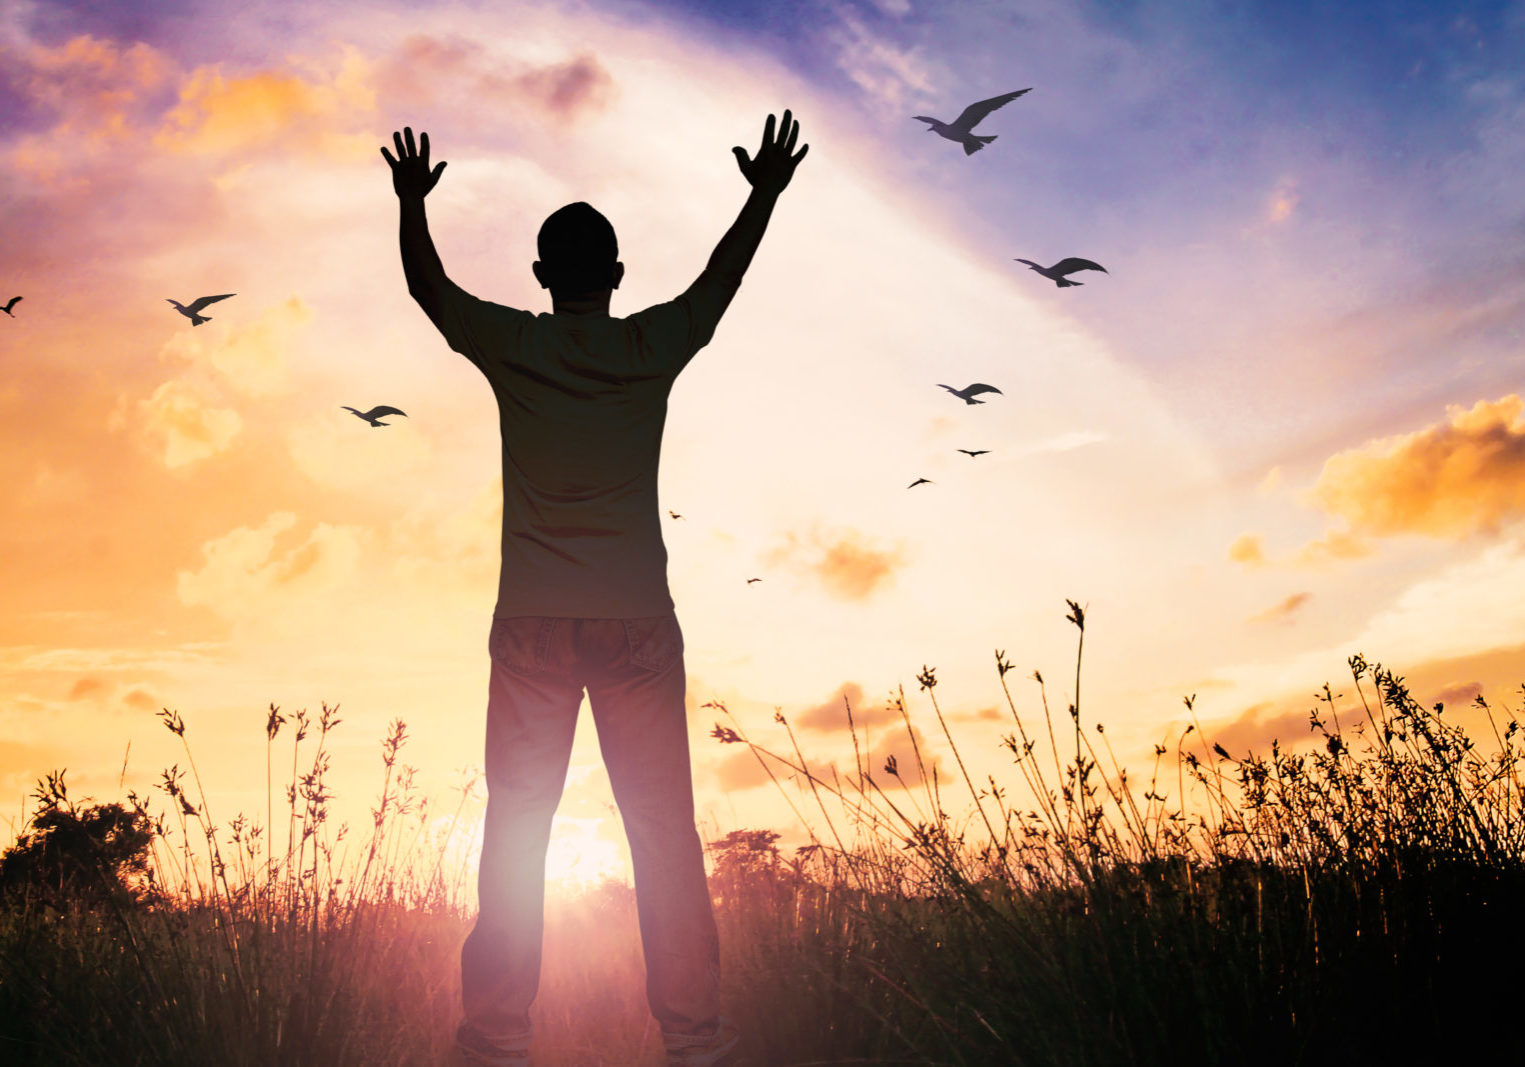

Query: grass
[3,600,1524,1064]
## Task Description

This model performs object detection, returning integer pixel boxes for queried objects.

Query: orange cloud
[1228,533,1265,567]
[137,379,243,469]
[1248,592,1311,624]
[154,47,374,157]
[1202,702,1317,758]
[1295,527,1372,565]
[866,723,942,789]
[122,688,157,712]
[176,512,364,618]
[1305,395,1525,542]
[68,676,108,700]
[763,526,907,601]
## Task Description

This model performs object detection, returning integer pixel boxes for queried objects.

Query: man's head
[533,202,624,300]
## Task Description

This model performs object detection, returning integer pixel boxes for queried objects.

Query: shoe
[456,1022,533,1066]
[663,1017,742,1066]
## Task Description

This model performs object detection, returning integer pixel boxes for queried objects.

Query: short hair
[537,202,618,294]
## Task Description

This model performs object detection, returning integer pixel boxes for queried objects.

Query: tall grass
[3,601,1523,1064]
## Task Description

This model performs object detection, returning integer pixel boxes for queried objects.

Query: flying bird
[1014,257,1107,287]
[958,449,990,457]
[746,578,762,584]
[668,511,684,520]
[167,293,235,325]
[938,383,1003,405]
[2,297,20,317]
[343,405,408,426]
[907,477,932,489]
[913,89,1031,155]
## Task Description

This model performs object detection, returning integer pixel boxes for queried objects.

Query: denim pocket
[489,616,554,676]
[624,614,684,672]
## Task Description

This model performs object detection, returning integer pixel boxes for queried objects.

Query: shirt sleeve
[632,269,743,376]
[434,280,532,375]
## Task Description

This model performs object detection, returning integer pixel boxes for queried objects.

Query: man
[381,112,808,1067]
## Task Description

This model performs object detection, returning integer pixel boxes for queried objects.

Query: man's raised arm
[700,110,810,285]
[381,126,451,329]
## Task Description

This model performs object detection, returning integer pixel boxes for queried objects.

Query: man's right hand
[381,126,447,200]
[732,111,808,197]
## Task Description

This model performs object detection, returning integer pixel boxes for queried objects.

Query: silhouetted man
[381,113,808,1067]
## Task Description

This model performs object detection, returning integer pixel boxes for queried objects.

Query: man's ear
[610,262,625,290]
[532,261,550,290]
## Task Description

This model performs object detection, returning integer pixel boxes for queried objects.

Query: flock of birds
[896,87,1105,492]
[3,88,1095,584]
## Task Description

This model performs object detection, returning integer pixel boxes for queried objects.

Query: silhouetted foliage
[0,771,154,908]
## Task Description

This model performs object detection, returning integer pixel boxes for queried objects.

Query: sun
[543,815,629,891]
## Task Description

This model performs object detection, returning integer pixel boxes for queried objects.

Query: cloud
[1295,527,1373,565]
[1202,702,1316,758]
[4,34,170,138]
[866,722,941,788]
[68,676,108,700]
[1228,533,1265,567]
[153,46,374,158]
[824,4,937,110]
[158,297,310,398]
[1305,395,1525,542]
[380,36,614,124]
[122,688,157,711]
[176,512,364,618]
[1263,177,1298,224]
[1249,592,1311,624]
[762,525,908,601]
[708,746,831,794]
[137,378,243,469]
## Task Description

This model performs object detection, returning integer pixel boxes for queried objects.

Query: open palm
[732,110,809,196]
[381,126,447,200]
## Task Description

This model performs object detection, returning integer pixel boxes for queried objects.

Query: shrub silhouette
[0,771,154,907]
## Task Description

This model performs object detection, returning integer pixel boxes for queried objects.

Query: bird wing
[952,89,1030,130]
[3,297,20,311]
[187,293,236,313]
[365,405,407,419]
[964,384,1002,397]
[912,116,939,125]
[1051,258,1106,276]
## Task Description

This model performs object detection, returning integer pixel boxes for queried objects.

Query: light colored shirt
[435,271,741,618]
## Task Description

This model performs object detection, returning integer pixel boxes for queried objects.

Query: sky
[3,0,1525,888]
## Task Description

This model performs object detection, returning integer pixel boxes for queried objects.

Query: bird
[2,296,20,316]
[938,383,1003,405]
[958,449,990,457]
[167,293,235,325]
[913,89,1031,155]
[1014,257,1107,287]
[907,477,932,489]
[342,405,408,426]
[746,577,762,584]
[668,511,684,520]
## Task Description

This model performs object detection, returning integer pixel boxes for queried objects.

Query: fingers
[404,126,417,158]
[761,113,775,151]
[380,145,397,167]
[419,130,430,169]
[780,109,793,149]
[431,160,447,182]
[783,114,799,154]
[393,129,406,159]
[792,143,809,166]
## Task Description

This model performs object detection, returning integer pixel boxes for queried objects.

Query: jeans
[460,613,721,1038]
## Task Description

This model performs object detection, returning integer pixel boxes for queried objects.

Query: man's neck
[550,290,613,316]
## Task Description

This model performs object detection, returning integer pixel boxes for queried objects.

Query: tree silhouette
[0,771,155,908]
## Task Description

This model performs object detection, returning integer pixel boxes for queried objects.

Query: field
[3,607,1523,1065]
